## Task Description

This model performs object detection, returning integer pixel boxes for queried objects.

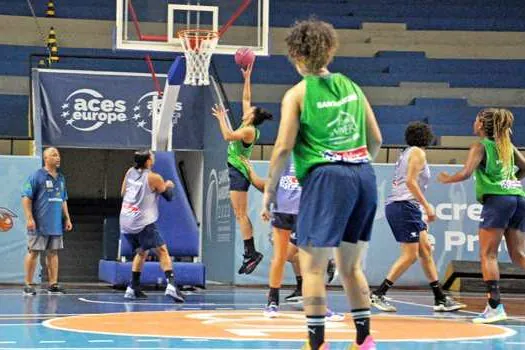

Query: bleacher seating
[1,0,525,146]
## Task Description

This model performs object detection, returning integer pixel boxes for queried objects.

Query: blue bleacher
[2,0,525,31]
[2,1,525,141]
[231,99,525,146]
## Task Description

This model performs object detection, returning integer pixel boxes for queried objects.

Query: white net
[178,29,219,86]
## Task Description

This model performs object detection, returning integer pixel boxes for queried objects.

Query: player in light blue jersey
[370,122,465,313]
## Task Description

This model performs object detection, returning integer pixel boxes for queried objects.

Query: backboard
[115,0,269,56]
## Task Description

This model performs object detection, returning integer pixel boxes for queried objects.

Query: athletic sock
[486,280,501,308]
[243,237,256,256]
[131,271,141,289]
[306,315,325,349]
[429,280,446,301]
[374,278,393,296]
[351,309,371,345]
[296,276,303,291]
[165,270,175,286]
[268,287,279,305]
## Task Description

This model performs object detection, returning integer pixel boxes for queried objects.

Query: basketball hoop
[178,29,219,86]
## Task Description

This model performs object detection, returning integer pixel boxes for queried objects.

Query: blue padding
[154,152,200,256]
[98,260,206,287]
[167,57,185,86]
[120,152,199,257]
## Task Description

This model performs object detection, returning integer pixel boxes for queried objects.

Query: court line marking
[388,297,525,322]
[78,297,264,307]
[39,341,66,344]
[87,340,114,343]
[42,311,517,343]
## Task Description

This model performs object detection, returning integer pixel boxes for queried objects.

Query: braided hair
[478,108,514,172]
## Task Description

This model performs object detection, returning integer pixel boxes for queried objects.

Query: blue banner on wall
[35,69,203,150]
[0,156,42,282]
[235,162,514,286]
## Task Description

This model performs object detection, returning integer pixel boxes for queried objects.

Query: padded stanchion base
[98,260,206,287]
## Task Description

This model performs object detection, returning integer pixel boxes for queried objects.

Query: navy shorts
[122,223,165,252]
[296,163,378,247]
[385,201,427,243]
[480,195,525,231]
[228,164,250,192]
[271,212,297,231]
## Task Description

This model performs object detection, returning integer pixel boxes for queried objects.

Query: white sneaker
[370,294,397,312]
[326,308,345,322]
[264,302,279,318]
[473,304,507,324]
[124,286,147,299]
[165,284,185,303]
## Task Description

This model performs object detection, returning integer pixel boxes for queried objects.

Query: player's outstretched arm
[212,104,255,142]
[241,63,254,114]
[438,142,484,184]
[406,147,435,222]
[241,157,266,193]
[148,173,174,201]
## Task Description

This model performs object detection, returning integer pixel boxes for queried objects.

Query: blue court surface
[0,286,524,349]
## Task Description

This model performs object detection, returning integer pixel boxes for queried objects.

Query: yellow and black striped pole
[47,27,59,63]
[46,1,55,17]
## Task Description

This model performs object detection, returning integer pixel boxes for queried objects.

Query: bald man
[21,147,72,295]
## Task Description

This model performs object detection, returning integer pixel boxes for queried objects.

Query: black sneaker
[47,284,66,295]
[124,286,148,299]
[23,285,36,296]
[434,296,467,312]
[284,288,303,304]
[238,251,264,275]
[326,259,336,284]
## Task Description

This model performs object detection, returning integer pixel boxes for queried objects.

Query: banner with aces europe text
[235,162,516,286]
[35,69,203,150]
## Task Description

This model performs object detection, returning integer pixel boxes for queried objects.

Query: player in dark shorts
[245,158,339,321]
[212,62,272,275]
[370,122,465,313]
[120,150,184,303]
[439,108,525,323]
[261,19,383,350]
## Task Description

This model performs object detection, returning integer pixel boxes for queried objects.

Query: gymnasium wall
[0,155,42,282]
[233,162,514,287]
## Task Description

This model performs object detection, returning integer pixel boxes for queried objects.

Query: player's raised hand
[241,63,254,80]
[211,104,228,120]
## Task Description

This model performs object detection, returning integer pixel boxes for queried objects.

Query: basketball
[0,213,13,232]
[234,47,255,68]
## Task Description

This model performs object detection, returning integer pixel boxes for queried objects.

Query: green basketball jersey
[293,73,369,183]
[474,138,524,203]
[227,125,259,180]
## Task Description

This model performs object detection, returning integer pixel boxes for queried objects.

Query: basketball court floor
[1,286,524,349]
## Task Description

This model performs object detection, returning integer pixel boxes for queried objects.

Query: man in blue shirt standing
[21,147,72,295]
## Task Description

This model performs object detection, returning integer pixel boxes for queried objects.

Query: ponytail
[478,108,514,174]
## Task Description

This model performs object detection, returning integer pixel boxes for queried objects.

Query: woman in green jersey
[261,19,382,350]
[212,63,272,275]
[439,108,525,324]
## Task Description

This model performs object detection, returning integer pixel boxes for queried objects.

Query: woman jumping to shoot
[212,63,273,275]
